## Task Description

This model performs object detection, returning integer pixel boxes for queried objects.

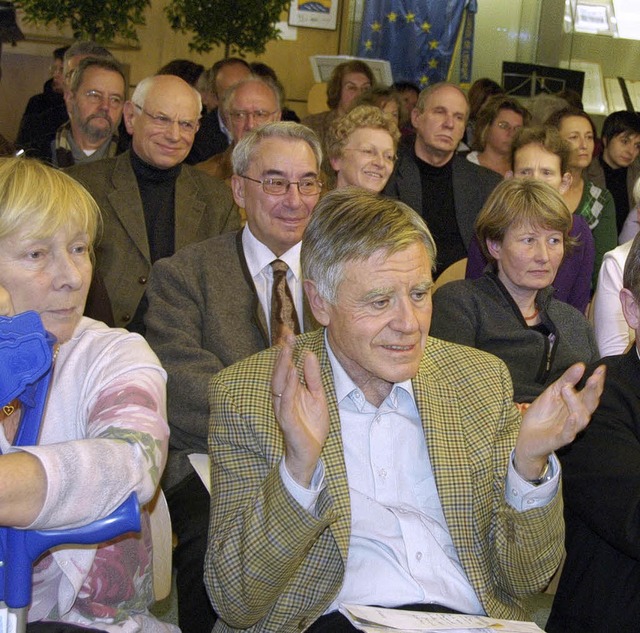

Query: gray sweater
[431,272,599,402]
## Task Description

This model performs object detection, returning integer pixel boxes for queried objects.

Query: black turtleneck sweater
[129,150,182,333]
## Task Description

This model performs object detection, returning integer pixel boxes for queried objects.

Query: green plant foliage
[165,0,290,56]
[16,0,150,43]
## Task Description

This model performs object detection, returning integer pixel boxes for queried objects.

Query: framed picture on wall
[288,0,339,31]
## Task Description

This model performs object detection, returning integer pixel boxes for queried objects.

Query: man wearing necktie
[144,121,323,633]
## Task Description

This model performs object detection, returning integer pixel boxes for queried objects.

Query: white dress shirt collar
[241,224,302,281]
[324,330,415,410]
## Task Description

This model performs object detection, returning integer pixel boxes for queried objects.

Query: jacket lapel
[174,167,206,250]
[108,153,150,261]
[295,331,351,564]
[412,352,474,548]
[235,229,270,345]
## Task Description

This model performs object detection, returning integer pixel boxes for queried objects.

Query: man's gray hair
[231,121,322,176]
[70,56,126,96]
[130,75,202,114]
[221,75,283,118]
[64,41,113,64]
[301,187,437,303]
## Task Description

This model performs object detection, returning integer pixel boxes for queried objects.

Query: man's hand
[271,334,330,488]
[514,363,606,480]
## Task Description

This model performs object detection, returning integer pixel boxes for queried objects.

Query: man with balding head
[67,74,240,334]
[384,82,501,276]
[197,75,282,182]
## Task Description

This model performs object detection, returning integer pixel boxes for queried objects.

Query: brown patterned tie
[270,259,300,345]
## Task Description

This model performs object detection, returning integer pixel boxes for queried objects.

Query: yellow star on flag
[364,40,373,50]
[372,21,382,32]
[429,58,439,69]
[419,75,429,86]
[387,11,397,22]
[429,39,439,49]
[406,12,416,23]
[421,21,431,32]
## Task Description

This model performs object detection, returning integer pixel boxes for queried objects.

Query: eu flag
[357,0,470,87]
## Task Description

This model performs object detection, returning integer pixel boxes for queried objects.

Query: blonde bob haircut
[326,104,400,160]
[0,157,100,244]
[475,178,576,264]
[302,187,437,304]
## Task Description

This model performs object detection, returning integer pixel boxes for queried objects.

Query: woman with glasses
[326,105,400,193]
[466,95,530,176]
[546,107,617,279]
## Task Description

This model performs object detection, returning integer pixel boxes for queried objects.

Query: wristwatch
[525,459,552,486]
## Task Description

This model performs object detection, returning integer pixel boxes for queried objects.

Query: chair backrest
[307,82,328,115]
[433,258,468,291]
[147,488,173,601]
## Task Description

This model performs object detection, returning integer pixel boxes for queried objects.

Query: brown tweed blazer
[67,151,240,328]
[206,329,564,632]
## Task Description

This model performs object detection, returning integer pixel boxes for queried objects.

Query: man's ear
[123,101,136,135]
[230,174,245,209]
[63,90,74,116]
[303,279,331,326]
[620,287,640,332]
[559,172,573,195]
[410,107,421,129]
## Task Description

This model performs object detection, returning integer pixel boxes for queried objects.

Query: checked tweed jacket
[205,329,564,633]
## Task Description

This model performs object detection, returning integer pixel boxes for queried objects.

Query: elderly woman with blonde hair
[0,157,174,632]
[326,104,400,192]
[431,178,598,403]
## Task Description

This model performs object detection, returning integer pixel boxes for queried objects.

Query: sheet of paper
[339,604,545,633]
[187,452,211,495]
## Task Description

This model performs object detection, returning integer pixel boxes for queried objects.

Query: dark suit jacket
[384,150,502,250]
[548,348,640,633]
[67,151,240,329]
[205,330,564,632]
[186,108,229,165]
[145,229,319,488]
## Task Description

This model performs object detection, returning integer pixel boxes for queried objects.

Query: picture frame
[288,0,339,31]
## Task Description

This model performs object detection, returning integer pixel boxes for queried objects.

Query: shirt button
[416,551,423,561]
[379,468,387,479]
[122,313,131,322]
[138,275,148,284]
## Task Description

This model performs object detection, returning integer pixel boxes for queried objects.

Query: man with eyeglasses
[67,73,240,335]
[144,121,322,633]
[51,56,126,167]
[187,57,252,164]
[384,82,501,277]
[197,75,282,183]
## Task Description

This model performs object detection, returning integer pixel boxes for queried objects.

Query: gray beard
[79,116,113,143]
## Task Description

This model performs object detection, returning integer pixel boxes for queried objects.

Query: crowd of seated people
[6,45,640,633]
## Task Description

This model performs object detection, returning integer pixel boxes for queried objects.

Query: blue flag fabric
[357,0,470,87]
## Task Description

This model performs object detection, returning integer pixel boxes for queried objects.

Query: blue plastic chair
[0,312,141,632]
